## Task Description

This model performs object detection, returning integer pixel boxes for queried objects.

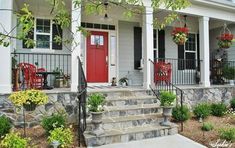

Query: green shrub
[230,98,235,110]
[41,113,66,135]
[201,122,214,131]
[172,105,190,122]
[193,103,211,119]
[87,93,105,112]
[211,103,227,117]
[159,91,176,106]
[0,132,28,148]
[48,127,73,147]
[219,127,235,142]
[0,116,11,137]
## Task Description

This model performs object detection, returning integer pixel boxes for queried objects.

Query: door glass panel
[90,35,104,46]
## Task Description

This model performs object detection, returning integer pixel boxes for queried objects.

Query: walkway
[91,134,207,148]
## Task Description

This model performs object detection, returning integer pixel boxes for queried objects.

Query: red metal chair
[154,61,172,84]
[18,63,45,89]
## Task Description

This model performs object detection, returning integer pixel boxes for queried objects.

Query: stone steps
[86,113,163,131]
[105,96,158,106]
[84,124,178,147]
[84,89,178,147]
[104,103,161,117]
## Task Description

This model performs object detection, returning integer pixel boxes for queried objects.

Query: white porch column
[199,16,210,87]
[143,6,154,89]
[0,0,13,93]
[71,4,82,92]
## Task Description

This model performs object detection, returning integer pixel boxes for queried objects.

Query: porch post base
[71,84,78,92]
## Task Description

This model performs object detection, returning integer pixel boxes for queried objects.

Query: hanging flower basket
[217,33,234,49]
[217,24,234,49]
[171,27,189,45]
[23,102,37,111]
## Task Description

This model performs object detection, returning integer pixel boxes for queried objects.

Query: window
[178,33,197,70]
[35,19,51,49]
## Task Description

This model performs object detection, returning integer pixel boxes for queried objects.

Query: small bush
[219,127,235,142]
[48,127,73,147]
[211,103,227,117]
[193,103,211,119]
[0,116,11,137]
[159,91,176,106]
[0,132,28,148]
[230,98,235,110]
[201,122,214,131]
[172,105,190,122]
[41,113,66,135]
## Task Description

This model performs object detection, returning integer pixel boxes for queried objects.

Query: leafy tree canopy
[0,0,190,49]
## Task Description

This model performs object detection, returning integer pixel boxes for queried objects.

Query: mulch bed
[177,115,235,147]
[13,125,87,148]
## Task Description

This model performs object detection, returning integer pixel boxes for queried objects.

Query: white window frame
[32,17,54,53]
[184,33,198,70]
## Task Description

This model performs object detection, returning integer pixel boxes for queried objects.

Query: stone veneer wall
[178,86,235,109]
[0,92,78,128]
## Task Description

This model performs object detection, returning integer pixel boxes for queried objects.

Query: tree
[0,0,190,49]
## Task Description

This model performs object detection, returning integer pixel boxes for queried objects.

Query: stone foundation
[179,86,235,109]
[0,92,78,127]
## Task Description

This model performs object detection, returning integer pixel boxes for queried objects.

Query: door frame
[83,28,117,83]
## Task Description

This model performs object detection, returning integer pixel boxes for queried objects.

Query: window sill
[31,48,55,53]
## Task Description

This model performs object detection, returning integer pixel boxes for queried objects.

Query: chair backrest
[154,61,172,75]
[18,63,37,83]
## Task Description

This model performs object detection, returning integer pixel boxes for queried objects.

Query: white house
[1,0,235,94]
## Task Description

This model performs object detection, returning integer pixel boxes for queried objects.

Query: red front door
[87,31,108,82]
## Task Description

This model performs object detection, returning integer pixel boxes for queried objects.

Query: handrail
[149,59,184,132]
[77,56,87,147]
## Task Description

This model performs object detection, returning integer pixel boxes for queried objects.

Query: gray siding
[118,21,143,86]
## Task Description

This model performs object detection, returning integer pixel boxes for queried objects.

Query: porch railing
[210,59,235,84]
[11,52,71,87]
[153,58,202,85]
[77,56,87,147]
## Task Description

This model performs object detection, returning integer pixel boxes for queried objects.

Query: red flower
[217,33,233,41]
[172,27,189,36]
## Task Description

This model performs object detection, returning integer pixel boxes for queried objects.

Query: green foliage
[172,105,190,122]
[0,116,11,137]
[222,66,235,80]
[87,93,105,112]
[0,132,28,148]
[230,98,235,110]
[211,103,227,117]
[159,91,176,106]
[48,127,73,148]
[41,113,66,135]
[193,103,211,119]
[201,122,214,131]
[219,127,235,142]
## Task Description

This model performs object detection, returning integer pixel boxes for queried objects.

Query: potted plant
[217,33,234,49]
[159,91,176,126]
[222,66,235,85]
[171,27,189,45]
[9,89,48,111]
[87,93,105,136]
[119,77,128,86]
[53,67,64,88]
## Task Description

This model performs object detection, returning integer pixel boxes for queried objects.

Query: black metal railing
[210,59,235,84]
[149,59,184,131]
[154,58,202,85]
[11,52,71,87]
[77,56,87,147]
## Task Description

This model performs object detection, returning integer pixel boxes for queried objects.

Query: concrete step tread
[87,113,162,124]
[84,124,177,139]
[105,95,156,101]
[105,103,160,111]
